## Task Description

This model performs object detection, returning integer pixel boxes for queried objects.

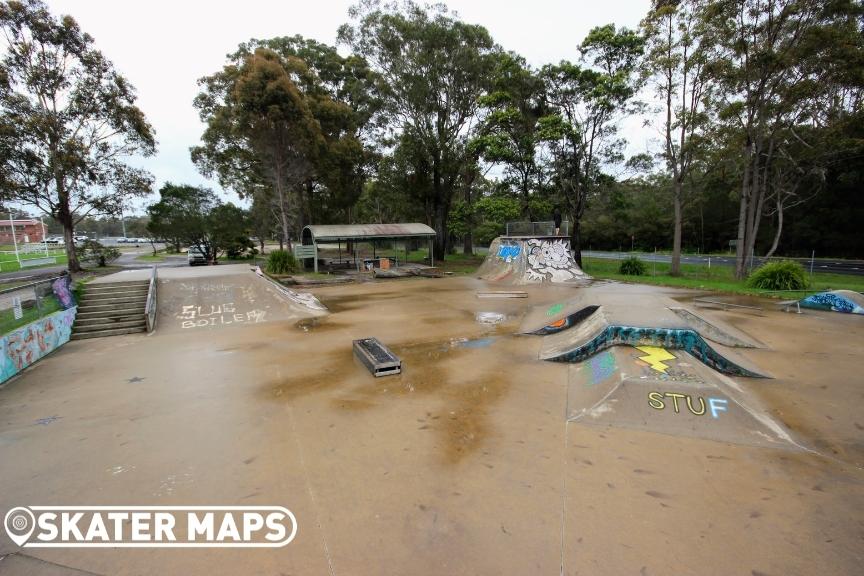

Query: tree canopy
[0,0,155,271]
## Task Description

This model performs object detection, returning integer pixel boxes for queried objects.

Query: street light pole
[40,216,48,256]
[9,212,20,265]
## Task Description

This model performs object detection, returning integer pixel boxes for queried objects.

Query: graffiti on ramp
[477,236,591,285]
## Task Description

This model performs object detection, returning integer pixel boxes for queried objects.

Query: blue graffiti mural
[800,292,864,314]
[497,243,521,262]
[530,306,600,335]
[546,325,766,378]
[0,307,76,384]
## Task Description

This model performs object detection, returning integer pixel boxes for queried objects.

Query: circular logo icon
[4,507,35,547]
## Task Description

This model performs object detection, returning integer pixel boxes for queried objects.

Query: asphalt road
[0,245,184,283]
[583,250,864,276]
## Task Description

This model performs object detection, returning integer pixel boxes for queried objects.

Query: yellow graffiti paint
[635,346,676,373]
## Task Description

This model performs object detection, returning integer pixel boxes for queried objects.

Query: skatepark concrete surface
[1,271,863,575]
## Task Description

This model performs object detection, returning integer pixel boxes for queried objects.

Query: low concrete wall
[0,307,77,384]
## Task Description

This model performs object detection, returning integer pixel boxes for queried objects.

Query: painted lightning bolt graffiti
[635,346,676,373]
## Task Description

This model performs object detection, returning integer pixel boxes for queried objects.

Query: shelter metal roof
[303,223,435,241]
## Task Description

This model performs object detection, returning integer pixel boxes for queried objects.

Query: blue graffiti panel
[800,292,863,314]
[547,325,766,378]
[497,243,521,262]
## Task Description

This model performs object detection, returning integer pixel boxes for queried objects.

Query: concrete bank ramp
[477,236,591,285]
[799,290,864,314]
[567,347,797,448]
[156,265,326,333]
[520,291,759,348]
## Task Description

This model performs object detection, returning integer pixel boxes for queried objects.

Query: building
[0,219,46,244]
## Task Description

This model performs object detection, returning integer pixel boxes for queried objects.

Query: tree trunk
[431,150,447,261]
[765,199,783,258]
[734,144,752,279]
[302,180,314,229]
[569,215,583,268]
[276,186,293,253]
[670,179,683,276]
[62,220,80,273]
[432,200,448,263]
[463,184,474,256]
[55,171,81,273]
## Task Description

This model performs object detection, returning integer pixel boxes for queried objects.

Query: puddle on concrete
[451,337,496,349]
[316,291,402,313]
[262,336,514,465]
[295,317,348,333]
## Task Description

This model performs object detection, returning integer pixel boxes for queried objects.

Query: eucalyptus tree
[700,0,854,278]
[339,0,498,258]
[193,48,323,250]
[230,36,384,225]
[471,53,547,219]
[642,0,710,275]
[0,0,156,271]
[193,37,377,249]
[539,25,644,265]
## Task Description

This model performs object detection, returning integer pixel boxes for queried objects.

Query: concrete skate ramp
[530,292,766,377]
[799,290,864,314]
[567,347,796,448]
[156,267,326,333]
[521,292,760,347]
[477,236,591,285]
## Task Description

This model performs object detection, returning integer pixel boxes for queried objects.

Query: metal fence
[505,221,570,237]
[0,243,64,271]
[582,250,864,283]
[0,275,76,335]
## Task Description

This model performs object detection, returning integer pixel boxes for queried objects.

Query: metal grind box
[353,338,402,377]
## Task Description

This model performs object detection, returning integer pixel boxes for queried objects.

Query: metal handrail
[144,265,157,332]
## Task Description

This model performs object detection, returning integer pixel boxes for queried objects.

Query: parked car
[45,236,64,244]
[188,246,207,266]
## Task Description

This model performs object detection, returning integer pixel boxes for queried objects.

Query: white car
[45,236,64,244]
[188,246,207,266]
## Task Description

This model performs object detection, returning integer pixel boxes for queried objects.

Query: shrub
[618,256,646,276]
[78,240,120,267]
[266,250,298,275]
[746,260,808,290]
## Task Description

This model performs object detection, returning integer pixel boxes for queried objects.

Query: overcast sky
[44,0,653,214]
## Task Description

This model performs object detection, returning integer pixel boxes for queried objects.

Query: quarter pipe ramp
[477,236,591,285]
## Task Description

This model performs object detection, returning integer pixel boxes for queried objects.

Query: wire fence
[0,275,76,335]
[0,243,65,271]
[505,220,570,237]
[582,250,864,279]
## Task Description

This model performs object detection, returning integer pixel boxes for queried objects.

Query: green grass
[581,257,864,296]
[0,250,67,272]
[0,298,62,334]
[135,254,166,262]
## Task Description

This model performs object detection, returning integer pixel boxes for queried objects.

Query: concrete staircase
[71,280,149,340]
